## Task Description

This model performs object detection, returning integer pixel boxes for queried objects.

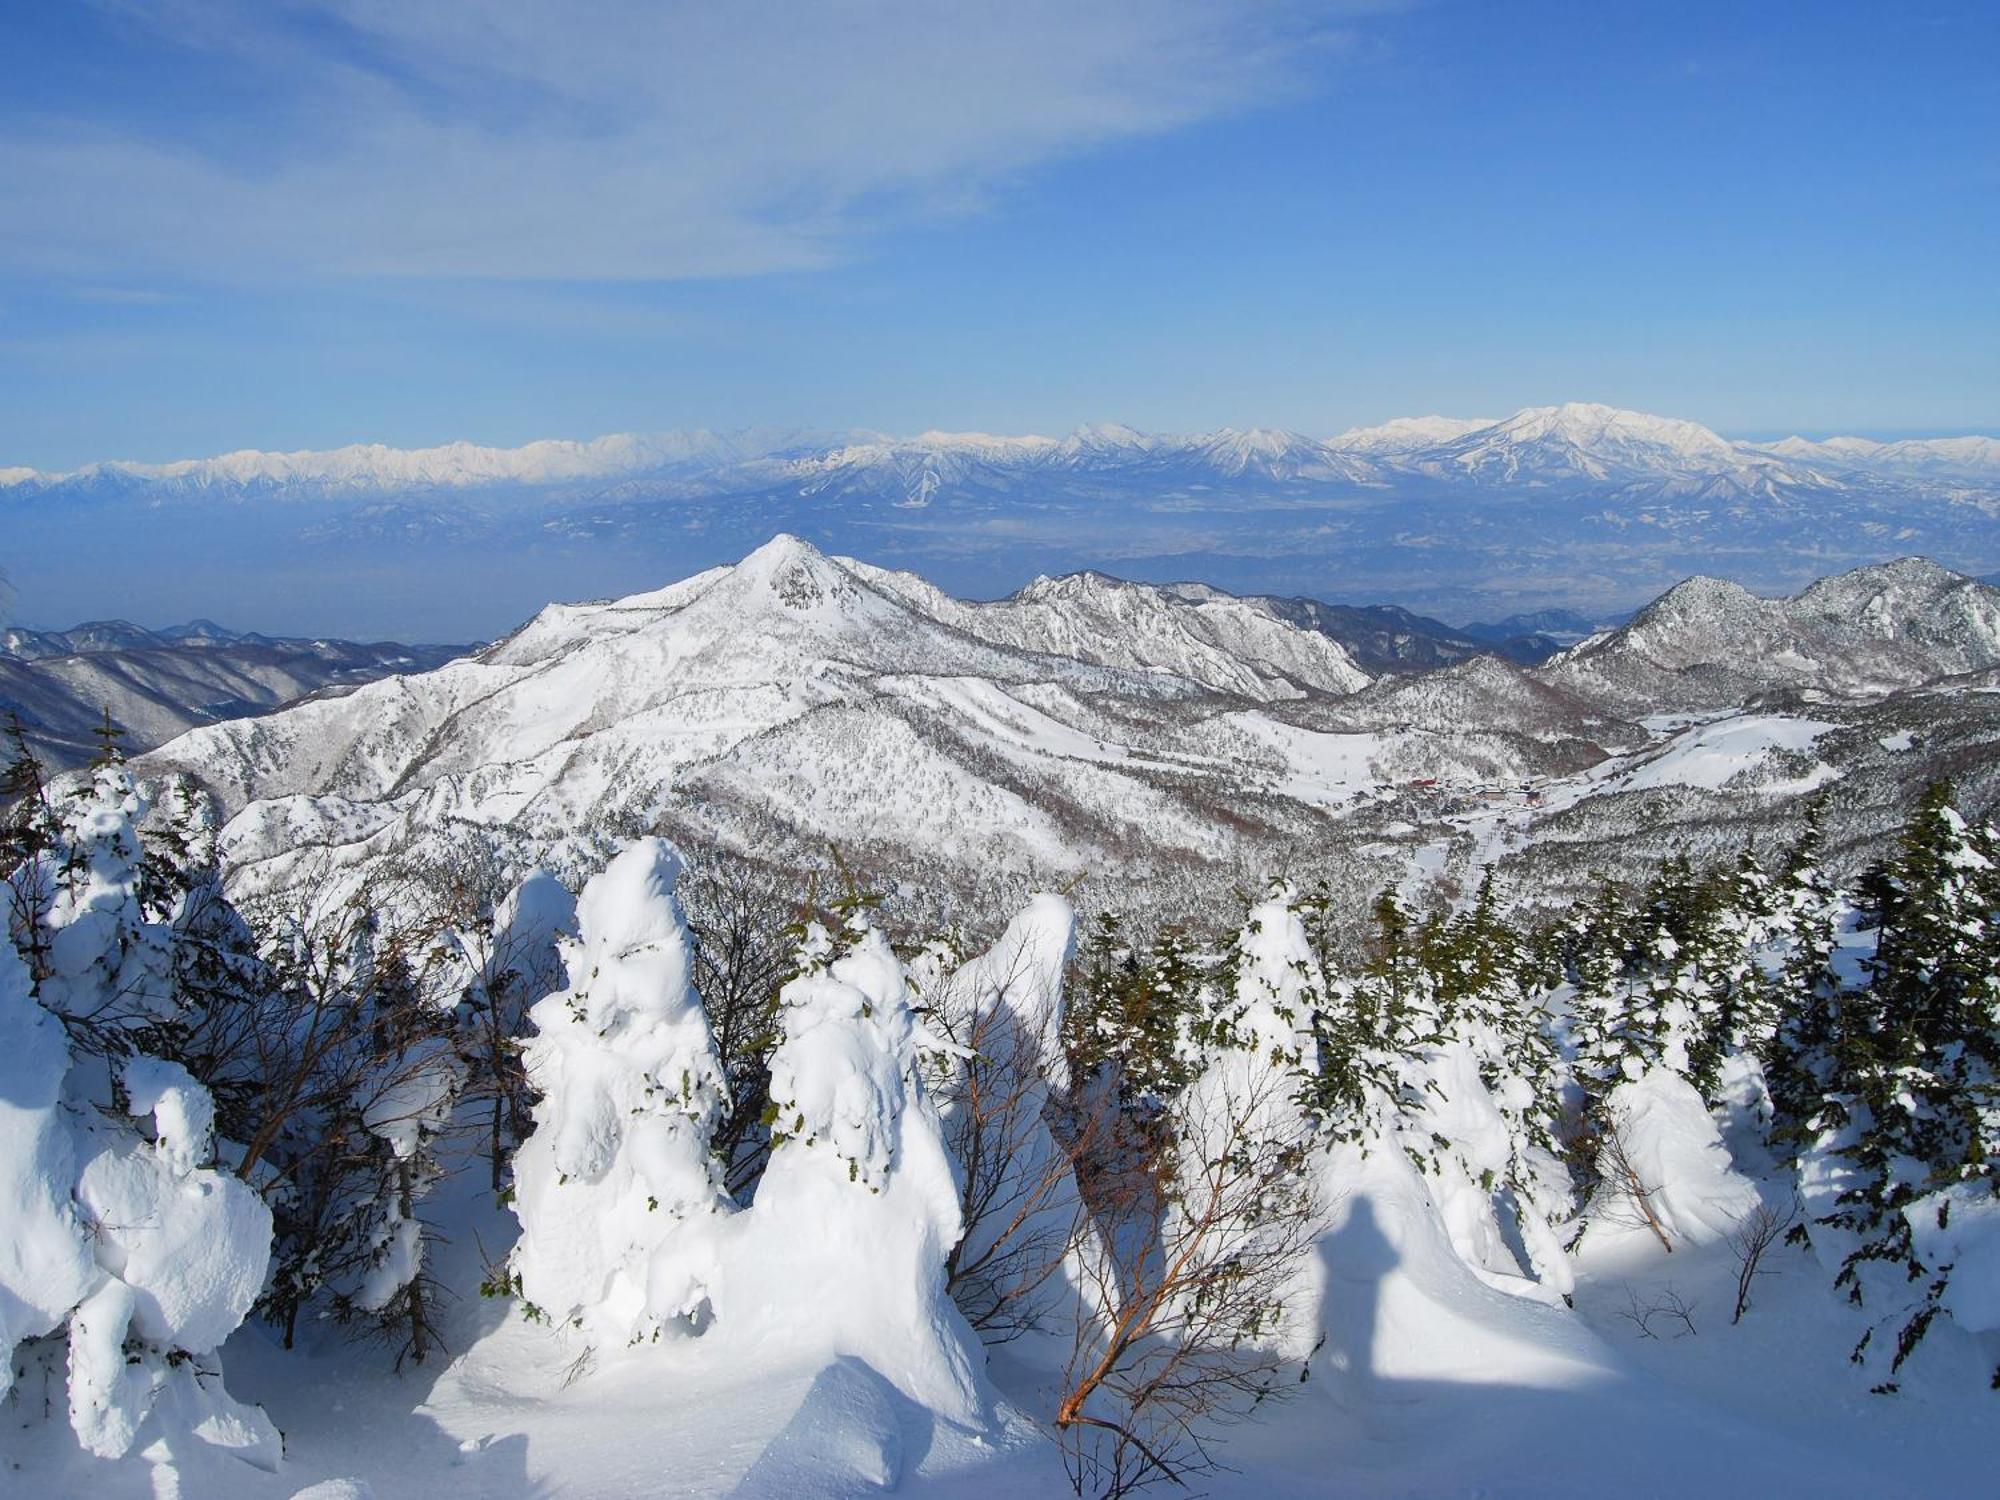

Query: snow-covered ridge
[133,534,1393,897]
[1328,414,1498,453]
[0,429,838,493]
[1745,432,2000,481]
[11,402,1995,497]
[1541,555,2000,711]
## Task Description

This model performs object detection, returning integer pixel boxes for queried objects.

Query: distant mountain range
[0,621,469,769]
[8,403,1997,639]
[11,403,1996,499]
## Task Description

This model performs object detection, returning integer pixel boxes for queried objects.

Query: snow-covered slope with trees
[7,538,2000,1499]
[0,623,468,769]
[118,542,2000,930]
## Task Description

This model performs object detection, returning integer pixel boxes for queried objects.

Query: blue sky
[1,0,1994,470]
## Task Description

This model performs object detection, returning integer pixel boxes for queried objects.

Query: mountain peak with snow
[1544,556,2000,711]
[1477,402,1741,460]
[1328,414,1497,453]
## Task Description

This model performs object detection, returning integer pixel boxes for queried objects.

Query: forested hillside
[4,721,1995,1497]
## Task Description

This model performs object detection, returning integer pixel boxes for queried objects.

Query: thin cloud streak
[0,1,1390,283]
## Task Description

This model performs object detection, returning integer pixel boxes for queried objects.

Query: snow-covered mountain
[0,622,469,768]
[12,403,1999,637]
[136,537,1636,908]
[1328,414,1497,454]
[123,539,2000,940]
[28,540,2000,1500]
[856,565,1371,697]
[0,429,832,496]
[1541,557,2000,713]
[1748,433,2000,482]
[0,401,1893,503]
[1396,402,1819,501]
[12,404,1992,510]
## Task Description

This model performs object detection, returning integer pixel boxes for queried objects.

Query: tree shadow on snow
[728,1355,937,1498]
[1210,1197,1934,1500]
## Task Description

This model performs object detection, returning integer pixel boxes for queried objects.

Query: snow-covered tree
[927,893,1094,1349]
[1,760,277,1469]
[1417,876,1579,1298]
[459,869,575,1190]
[511,839,733,1349]
[1766,804,1847,1164]
[728,912,987,1424]
[1805,782,2000,1386]
[1056,885,1322,1495]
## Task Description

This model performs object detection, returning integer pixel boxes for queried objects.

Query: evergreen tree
[1812,782,2000,1386]
[1306,888,1425,1140]
[1567,878,1645,1107]
[1767,802,1845,1164]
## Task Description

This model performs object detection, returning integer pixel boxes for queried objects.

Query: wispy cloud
[1,1,1389,283]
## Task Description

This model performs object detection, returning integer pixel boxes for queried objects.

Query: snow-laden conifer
[728,913,988,1424]
[511,839,732,1347]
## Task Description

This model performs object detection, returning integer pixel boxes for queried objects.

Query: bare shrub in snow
[1592,1109,1677,1254]
[1617,1283,1700,1340]
[1056,1052,1321,1497]
[677,850,797,1195]
[1730,1199,1798,1324]
[924,894,1104,1348]
[233,855,472,1362]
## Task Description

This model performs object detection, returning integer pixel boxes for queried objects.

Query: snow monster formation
[0,766,278,1470]
[511,838,991,1426]
[511,839,735,1345]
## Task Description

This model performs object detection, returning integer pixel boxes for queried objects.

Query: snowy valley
[3,537,2000,1500]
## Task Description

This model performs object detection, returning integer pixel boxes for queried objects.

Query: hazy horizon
[4,2,1994,471]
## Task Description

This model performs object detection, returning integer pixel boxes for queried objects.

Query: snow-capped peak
[1408,401,1800,494]
[1057,421,1157,457]
[1328,415,1496,453]
[1482,402,1741,461]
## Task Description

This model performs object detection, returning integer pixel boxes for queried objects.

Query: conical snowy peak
[136,534,1393,897]
[723,532,864,611]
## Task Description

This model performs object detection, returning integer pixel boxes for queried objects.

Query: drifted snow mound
[493,868,577,985]
[929,893,1093,1357]
[1405,1041,1570,1306]
[512,838,734,1346]
[1907,1184,2000,1333]
[78,1060,270,1356]
[1226,886,1321,1074]
[722,920,990,1430]
[1584,1068,1761,1251]
[65,1056,277,1465]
